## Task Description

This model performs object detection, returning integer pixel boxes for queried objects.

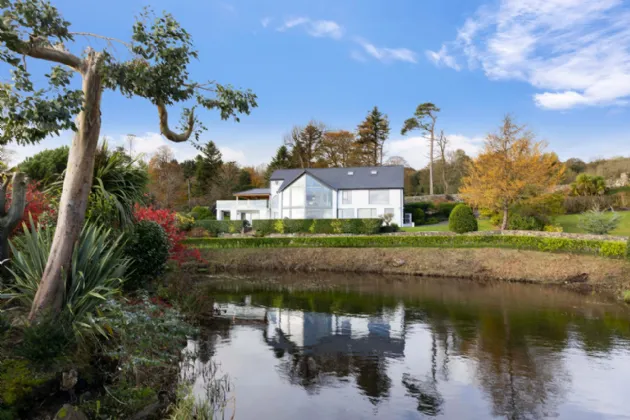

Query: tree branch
[157,102,195,143]
[13,38,82,71]
[69,32,132,49]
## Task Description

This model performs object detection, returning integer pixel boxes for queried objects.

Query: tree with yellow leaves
[460,115,565,230]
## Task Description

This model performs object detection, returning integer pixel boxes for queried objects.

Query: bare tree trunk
[429,131,434,195]
[29,53,103,321]
[0,172,27,283]
[501,204,509,231]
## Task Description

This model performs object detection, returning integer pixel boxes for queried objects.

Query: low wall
[405,194,462,203]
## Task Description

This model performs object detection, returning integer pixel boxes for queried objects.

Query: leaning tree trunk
[0,172,27,283]
[29,53,103,321]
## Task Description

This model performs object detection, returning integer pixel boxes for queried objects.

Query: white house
[216,165,406,225]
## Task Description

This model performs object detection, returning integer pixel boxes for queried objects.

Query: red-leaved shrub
[7,181,54,235]
[133,205,203,264]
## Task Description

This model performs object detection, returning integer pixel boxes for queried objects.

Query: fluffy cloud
[427,0,630,110]
[276,17,343,39]
[355,38,417,64]
[260,17,272,28]
[387,133,484,169]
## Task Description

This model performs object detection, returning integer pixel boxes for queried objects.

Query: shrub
[381,223,400,233]
[412,208,425,225]
[436,202,458,219]
[252,219,382,235]
[16,315,74,362]
[577,207,621,235]
[176,213,195,231]
[190,206,214,220]
[623,291,630,304]
[425,217,440,225]
[570,173,607,196]
[0,312,10,337]
[563,195,618,214]
[8,220,128,337]
[508,214,545,231]
[404,202,435,213]
[185,234,627,258]
[448,204,478,234]
[124,221,170,290]
[195,220,244,235]
[134,205,201,264]
[543,225,563,232]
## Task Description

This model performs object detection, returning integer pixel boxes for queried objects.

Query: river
[181,273,630,419]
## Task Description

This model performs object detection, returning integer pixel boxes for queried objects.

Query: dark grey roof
[233,188,271,196]
[271,166,404,192]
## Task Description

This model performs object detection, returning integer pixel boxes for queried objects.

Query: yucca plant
[6,217,130,337]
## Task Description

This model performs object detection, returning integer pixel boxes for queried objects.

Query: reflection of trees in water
[472,310,569,420]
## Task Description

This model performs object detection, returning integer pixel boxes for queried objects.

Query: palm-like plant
[6,217,129,337]
[50,141,148,229]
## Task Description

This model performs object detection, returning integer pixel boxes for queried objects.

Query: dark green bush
[190,206,214,220]
[124,221,170,290]
[16,315,74,362]
[425,217,440,225]
[185,234,627,258]
[0,313,10,337]
[381,223,400,233]
[449,204,478,234]
[437,202,458,219]
[252,219,382,235]
[195,220,245,235]
[253,220,275,235]
[508,214,545,231]
[404,202,435,213]
[412,208,425,225]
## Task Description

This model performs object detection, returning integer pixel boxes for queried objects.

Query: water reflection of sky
[184,277,630,420]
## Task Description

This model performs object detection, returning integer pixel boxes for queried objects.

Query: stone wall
[404,194,463,204]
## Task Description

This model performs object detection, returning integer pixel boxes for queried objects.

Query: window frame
[338,208,355,219]
[358,208,377,219]
[342,190,352,205]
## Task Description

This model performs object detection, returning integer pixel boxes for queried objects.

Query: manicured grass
[555,211,630,236]
[403,211,630,237]
[402,219,495,233]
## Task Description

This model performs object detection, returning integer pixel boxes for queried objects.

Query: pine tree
[356,107,390,166]
[195,141,223,195]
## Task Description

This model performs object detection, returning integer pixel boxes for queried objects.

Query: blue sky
[11,0,630,169]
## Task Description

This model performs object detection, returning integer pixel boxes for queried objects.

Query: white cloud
[276,17,343,39]
[219,146,247,163]
[425,45,461,71]
[356,38,417,64]
[387,133,484,169]
[307,20,343,39]
[261,17,272,28]
[428,0,630,109]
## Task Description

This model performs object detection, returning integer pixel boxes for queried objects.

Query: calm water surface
[182,273,630,419]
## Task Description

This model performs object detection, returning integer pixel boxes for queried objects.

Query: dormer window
[370,170,378,175]
[347,171,354,176]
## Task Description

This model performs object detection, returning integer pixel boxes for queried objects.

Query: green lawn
[403,211,630,237]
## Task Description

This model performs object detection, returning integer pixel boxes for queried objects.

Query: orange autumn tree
[460,115,564,230]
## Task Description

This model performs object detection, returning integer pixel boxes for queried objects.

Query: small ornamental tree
[0,1,257,320]
[448,204,478,234]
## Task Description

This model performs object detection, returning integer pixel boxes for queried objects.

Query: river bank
[197,247,630,297]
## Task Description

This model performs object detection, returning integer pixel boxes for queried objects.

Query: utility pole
[126,134,136,157]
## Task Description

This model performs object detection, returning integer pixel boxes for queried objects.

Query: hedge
[252,218,382,235]
[185,234,628,259]
[195,220,245,234]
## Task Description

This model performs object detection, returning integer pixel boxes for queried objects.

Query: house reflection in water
[262,304,406,402]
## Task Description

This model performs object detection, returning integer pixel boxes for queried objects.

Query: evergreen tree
[356,107,390,166]
[195,141,223,195]
[265,145,294,180]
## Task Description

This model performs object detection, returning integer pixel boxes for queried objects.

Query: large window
[369,190,389,205]
[281,175,332,219]
[342,190,352,205]
[384,208,395,216]
[338,208,354,218]
[358,208,377,218]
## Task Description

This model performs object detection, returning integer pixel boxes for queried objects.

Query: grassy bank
[403,211,630,236]
[185,234,628,259]
[197,247,630,296]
